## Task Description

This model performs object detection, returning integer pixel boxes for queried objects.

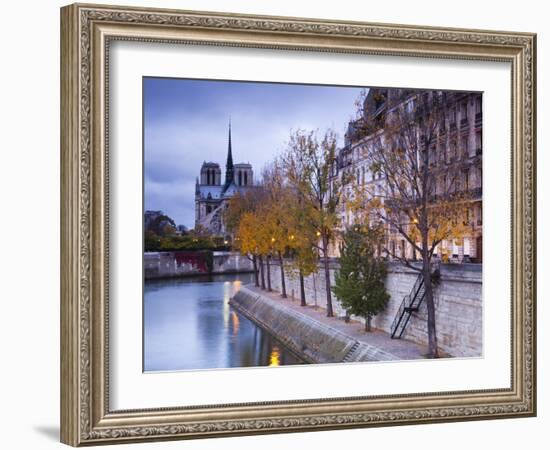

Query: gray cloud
[144,78,364,227]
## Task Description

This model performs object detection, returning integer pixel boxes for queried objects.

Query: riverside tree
[235,211,262,288]
[332,225,389,331]
[260,162,295,298]
[353,89,471,357]
[224,188,267,288]
[282,129,345,317]
[286,214,318,307]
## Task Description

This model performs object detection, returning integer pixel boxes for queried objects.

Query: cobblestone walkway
[245,284,430,361]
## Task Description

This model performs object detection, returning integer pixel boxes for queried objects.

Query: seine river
[144,273,303,372]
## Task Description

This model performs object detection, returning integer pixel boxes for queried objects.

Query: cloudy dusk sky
[144,77,365,228]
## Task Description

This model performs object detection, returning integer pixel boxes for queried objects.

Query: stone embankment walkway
[233,284,429,362]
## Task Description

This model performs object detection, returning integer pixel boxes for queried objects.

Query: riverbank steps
[231,286,402,364]
[265,260,482,358]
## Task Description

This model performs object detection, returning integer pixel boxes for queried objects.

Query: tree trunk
[423,256,439,358]
[259,255,266,290]
[365,314,372,332]
[299,269,306,307]
[278,251,287,298]
[322,235,334,317]
[252,255,259,287]
[266,254,272,292]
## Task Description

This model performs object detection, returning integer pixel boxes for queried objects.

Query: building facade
[194,123,255,236]
[330,88,483,263]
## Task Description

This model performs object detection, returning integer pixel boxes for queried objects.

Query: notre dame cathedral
[194,123,254,236]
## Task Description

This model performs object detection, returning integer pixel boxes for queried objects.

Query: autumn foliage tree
[235,211,262,287]
[260,162,295,298]
[225,189,267,287]
[285,200,319,307]
[227,165,296,296]
[353,89,472,357]
[281,129,344,317]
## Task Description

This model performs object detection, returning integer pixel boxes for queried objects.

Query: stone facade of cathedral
[194,124,254,236]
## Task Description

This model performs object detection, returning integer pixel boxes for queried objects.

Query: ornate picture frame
[60,3,536,446]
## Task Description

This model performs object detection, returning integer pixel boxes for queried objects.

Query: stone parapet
[266,260,482,358]
[144,251,254,279]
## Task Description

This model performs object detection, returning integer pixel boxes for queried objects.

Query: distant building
[194,123,255,235]
[144,210,176,236]
[144,210,163,230]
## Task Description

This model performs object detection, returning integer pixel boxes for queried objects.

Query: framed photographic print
[60,3,536,446]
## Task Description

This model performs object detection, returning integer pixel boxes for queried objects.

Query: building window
[478,166,483,188]
[475,130,482,154]
[438,140,445,162]
[461,134,469,158]
[464,169,470,190]
[475,96,482,114]
[455,175,461,192]
[450,108,457,125]
[450,140,457,161]
[461,102,468,121]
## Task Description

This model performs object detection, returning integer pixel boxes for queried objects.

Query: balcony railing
[467,187,483,198]
[427,186,482,203]
[475,112,482,126]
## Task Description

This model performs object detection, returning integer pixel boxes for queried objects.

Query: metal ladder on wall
[390,263,439,339]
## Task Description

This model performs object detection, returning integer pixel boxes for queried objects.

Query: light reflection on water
[144,273,303,372]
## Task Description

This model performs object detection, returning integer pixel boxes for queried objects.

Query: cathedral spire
[224,119,234,189]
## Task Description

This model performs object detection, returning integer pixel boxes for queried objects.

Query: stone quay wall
[230,286,398,364]
[266,260,482,358]
[144,251,254,279]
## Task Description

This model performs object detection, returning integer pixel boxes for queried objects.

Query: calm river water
[144,273,304,372]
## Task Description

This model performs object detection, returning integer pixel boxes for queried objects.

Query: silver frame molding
[60,3,536,446]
